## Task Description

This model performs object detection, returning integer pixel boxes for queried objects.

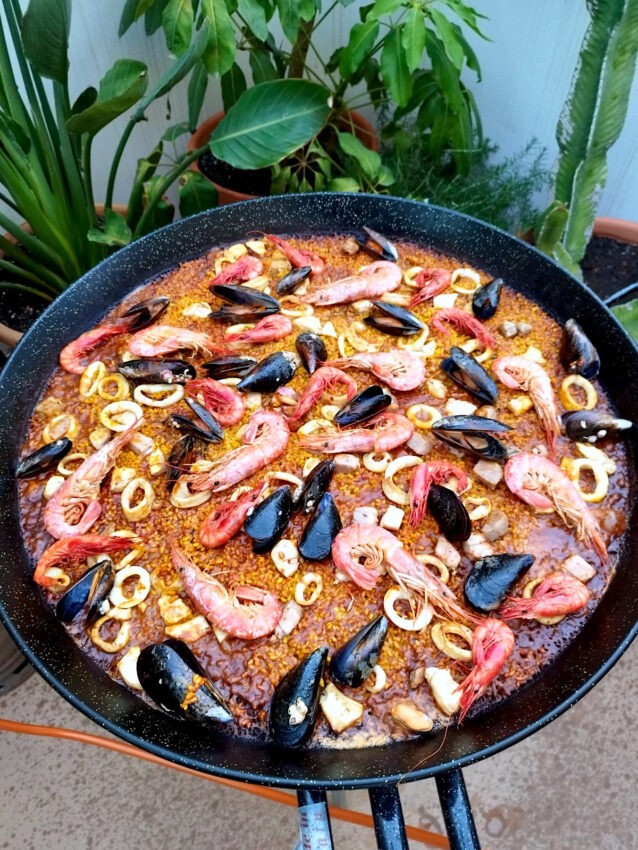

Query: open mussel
[561,410,633,443]
[185,398,224,441]
[203,356,257,380]
[166,413,222,444]
[137,639,232,724]
[299,493,342,561]
[237,351,297,393]
[243,486,292,553]
[296,332,327,374]
[270,646,328,747]
[364,302,424,336]
[465,553,534,613]
[276,266,312,295]
[118,359,196,384]
[432,415,509,461]
[16,438,72,478]
[334,385,391,428]
[209,284,280,321]
[561,318,600,379]
[121,296,169,331]
[440,347,498,404]
[166,435,194,491]
[427,483,471,542]
[56,560,112,624]
[296,459,334,514]
[356,226,398,262]
[472,278,502,320]
[329,615,388,688]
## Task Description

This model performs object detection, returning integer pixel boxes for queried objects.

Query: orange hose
[0,716,448,848]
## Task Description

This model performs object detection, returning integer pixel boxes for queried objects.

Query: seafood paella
[16,228,632,748]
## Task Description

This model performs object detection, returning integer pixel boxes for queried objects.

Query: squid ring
[279,296,314,317]
[384,587,433,631]
[42,413,79,443]
[170,478,212,508]
[463,496,492,521]
[523,577,564,625]
[345,321,379,353]
[403,266,424,288]
[100,401,143,431]
[560,457,609,503]
[406,404,442,430]
[121,477,155,521]
[459,338,493,363]
[382,455,422,505]
[415,553,450,584]
[430,621,474,661]
[90,607,131,653]
[379,292,412,307]
[298,418,336,436]
[365,665,387,693]
[109,565,151,609]
[79,361,107,398]
[450,267,481,294]
[98,373,130,401]
[110,528,145,570]
[56,452,88,477]
[398,326,430,351]
[559,375,598,410]
[42,566,71,590]
[133,383,184,408]
[363,451,392,473]
[295,572,323,606]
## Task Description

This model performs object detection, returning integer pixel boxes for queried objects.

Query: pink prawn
[289,367,356,421]
[409,461,469,527]
[432,308,495,350]
[266,234,325,275]
[305,261,402,306]
[298,411,413,454]
[59,322,131,374]
[457,618,515,722]
[33,533,142,588]
[410,268,452,307]
[199,484,265,548]
[210,255,263,286]
[225,314,293,345]
[499,573,591,621]
[185,378,245,426]
[129,325,224,358]
[326,350,425,391]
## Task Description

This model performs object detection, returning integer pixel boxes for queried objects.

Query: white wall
[22,1,638,220]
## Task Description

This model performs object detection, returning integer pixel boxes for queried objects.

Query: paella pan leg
[296,787,335,849]
[368,784,409,849]
[435,768,481,850]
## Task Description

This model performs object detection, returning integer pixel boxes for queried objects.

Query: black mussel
[166,435,194,491]
[334,385,391,428]
[296,459,335,514]
[166,413,221,444]
[432,414,511,433]
[237,351,297,393]
[298,493,342,561]
[185,398,224,441]
[137,639,232,724]
[364,302,424,336]
[121,296,170,331]
[86,561,115,626]
[296,332,327,374]
[427,483,471,542]
[472,278,503,320]
[356,226,399,262]
[117,359,196,384]
[432,426,508,461]
[465,554,535,613]
[209,284,280,321]
[16,438,72,478]
[202,356,257,379]
[56,560,112,623]
[561,318,600,379]
[276,266,312,295]
[329,615,388,688]
[244,486,293,553]
[270,646,328,747]
[561,410,633,443]
[440,347,498,404]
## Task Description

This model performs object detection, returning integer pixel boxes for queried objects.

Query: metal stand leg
[435,769,481,850]
[296,788,334,850]
[368,785,409,850]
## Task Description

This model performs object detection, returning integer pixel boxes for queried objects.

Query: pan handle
[296,788,334,849]
[368,784,409,850]
[435,768,481,850]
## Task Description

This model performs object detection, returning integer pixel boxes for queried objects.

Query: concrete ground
[0,644,636,850]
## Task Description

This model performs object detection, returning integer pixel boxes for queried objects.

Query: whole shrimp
[129,325,224,358]
[199,484,265,548]
[298,411,413,454]
[185,378,245,426]
[410,268,452,307]
[432,308,495,351]
[500,573,591,621]
[172,544,282,639]
[182,410,289,492]
[266,234,325,275]
[210,255,263,286]
[225,314,293,345]
[60,321,133,374]
[505,452,608,563]
[409,461,469,527]
[44,419,141,539]
[492,355,562,458]
[457,618,515,722]
[326,350,425,391]
[305,261,402,305]
[33,533,141,588]
[331,523,479,624]
[289,367,356,421]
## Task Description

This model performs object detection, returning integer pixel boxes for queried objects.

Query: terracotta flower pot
[593,217,638,245]
[188,110,379,206]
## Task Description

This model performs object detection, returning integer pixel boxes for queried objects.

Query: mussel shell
[166,413,221,444]
[117,359,196,384]
[298,493,342,561]
[364,302,424,336]
[465,554,534,613]
[296,459,335,514]
[432,428,508,461]
[86,561,115,627]
[166,435,194,491]
[237,351,297,393]
[16,438,72,478]
[561,318,600,379]
[329,615,388,688]
[432,414,511,433]
[121,296,170,331]
[295,332,327,375]
[440,347,498,404]
[209,284,280,321]
[185,398,224,441]
[203,356,257,379]
[356,226,398,262]
[137,639,232,724]
[427,483,471,542]
[276,266,312,295]
[472,278,502,320]
[334,385,391,428]
[243,486,293,553]
[561,410,633,443]
[56,560,112,623]
[269,646,328,747]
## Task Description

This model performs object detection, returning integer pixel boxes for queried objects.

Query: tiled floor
[0,643,636,849]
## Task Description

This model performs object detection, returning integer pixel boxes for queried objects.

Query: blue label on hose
[298,802,332,849]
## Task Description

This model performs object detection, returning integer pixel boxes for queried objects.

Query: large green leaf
[140,21,209,109]
[249,47,279,83]
[237,0,269,41]
[221,63,247,111]
[179,171,219,217]
[381,28,413,107]
[337,131,381,179]
[429,8,464,70]
[277,0,302,42]
[366,0,402,20]
[438,0,489,38]
[21,0,71,84]
[145,0,168,35]
[402,6,426,72]
[87,209,133,247]
[202,0,235,76]
[187,59,208,130]
[119,0,156,35]
[612,298,638,341]
[424,28,463,113]
[66,59,148,135]
[209,79,330,169]
[162,0,194,55]
[339,20,379,78]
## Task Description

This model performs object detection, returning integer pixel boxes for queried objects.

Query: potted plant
[122,0,488,202]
